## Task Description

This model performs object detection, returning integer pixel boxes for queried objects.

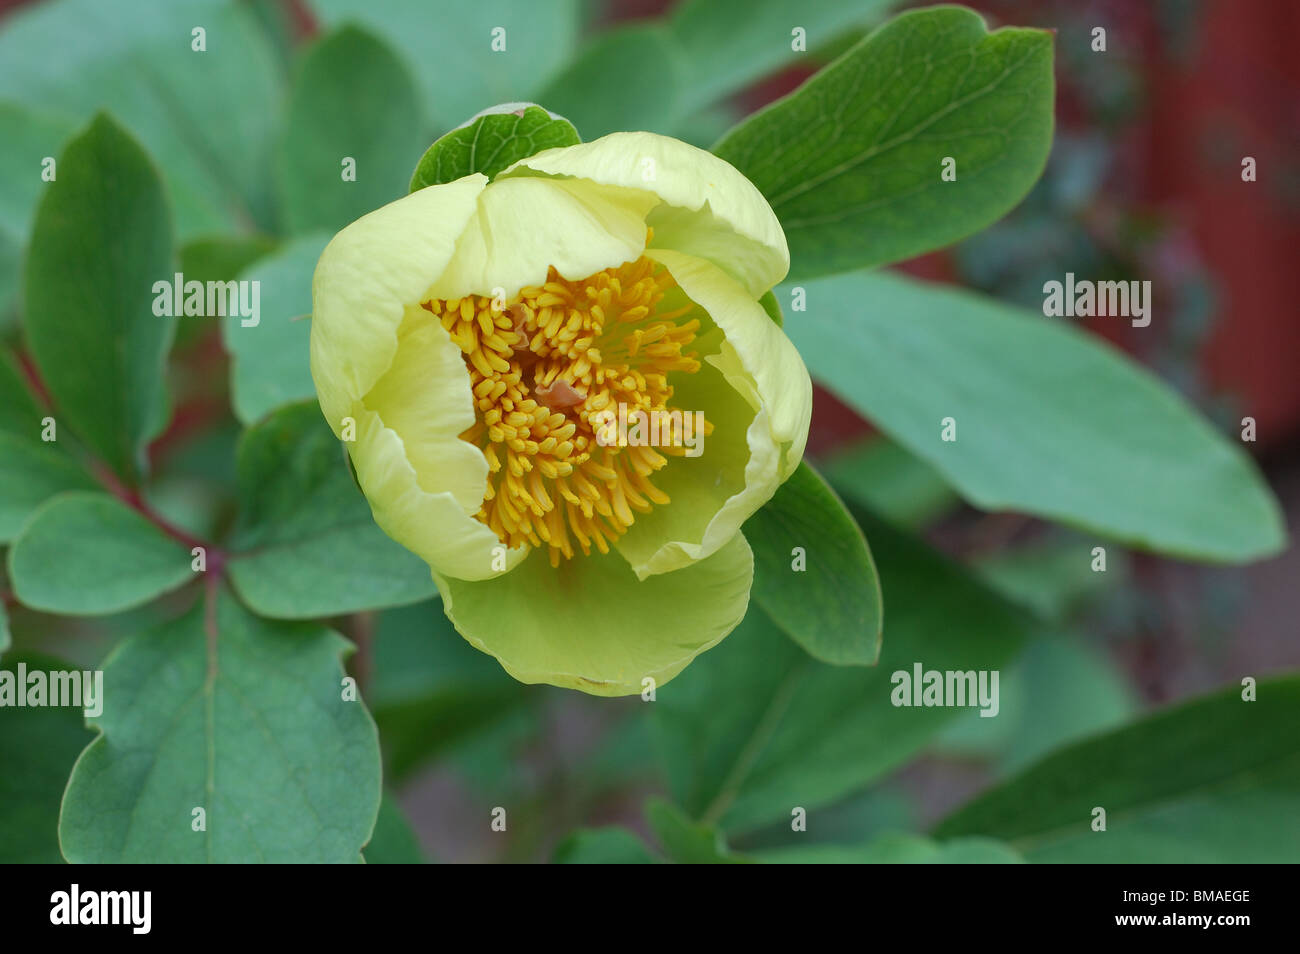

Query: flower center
[421,252,707,565]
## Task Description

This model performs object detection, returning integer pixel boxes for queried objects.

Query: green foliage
[652,511,1030,834]
[0,0,282,236]
[714,6,1055,279]
[0,0,1290,866]
[0,434,96,543]
[0,102,76,320]
[669,0,899,115]
[538,25,688,141]
[364,794,426,863]
[410,105,580,190]
[935,677,1300,862]
[8,492,194,614]
[785,270,1284,562]
[818,438,956,529]
[277,26,426,234]
[758,289,783,327]
[976,538,1129,622]
[0,653,96,862]
[178,235,278,286]
[309,0,580,131]
[59,590,381,863]
[757,831,1023,864]
[368,599,529,780]
[23,114,174,482]
[554,827,658,864]
[647,798,750,863]
[227,403,436,618]
[0,348,42,436]
[222,234,328,425]
[936,635,1136,774]
[743,462,882,665]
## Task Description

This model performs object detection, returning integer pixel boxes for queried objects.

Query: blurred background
[1,0,1296,861]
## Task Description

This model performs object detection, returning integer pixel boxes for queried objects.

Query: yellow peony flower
[310,131,811,695]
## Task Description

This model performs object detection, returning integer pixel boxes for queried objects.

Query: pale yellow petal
[502,131,788,296]
[435,532,754,696]
[310,175,487,432]
[615,249,811,578]
[347,405,525,582]
[427,175,660,300]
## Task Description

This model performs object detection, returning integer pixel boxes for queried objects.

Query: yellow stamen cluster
[421,253,708,565]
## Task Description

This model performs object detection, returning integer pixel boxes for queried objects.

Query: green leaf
[554,827,658,864]
[647,798,750,864]
[757,831,1023,864]
[976,538,1127,622]
[59,591,382,863]
[0,0,283,237]
[935,634,1135,774]
[0,434,97,544]
[818,437,956,529]
[277,26,426,235]
[734,786,916,851]
[994,637,1134,774]
[178,235,277,285]
[0,101,78,320]
[935,675,1300,862]
[310,0,580,131]
[227,402,436,618]
[743,462,882,665]
[758,289,783,327]
[363,793,426,863]
[24,113,175,483]
[369,599,529,781]
[536,24,687,140]
[0,652,97,862]
[409,104,580,191]
[669,0,897,115]
[221,233,328,425]
[0,601,8,654]
[173,234,278,349]
[713,6,1055,279]
[8,492,193,615]
[652,509,1029,834]
[0,348,42,438]
[786,270,1285,562]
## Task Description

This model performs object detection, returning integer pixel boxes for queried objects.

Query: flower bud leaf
[409,104,580,191]
[758,289,783,327]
